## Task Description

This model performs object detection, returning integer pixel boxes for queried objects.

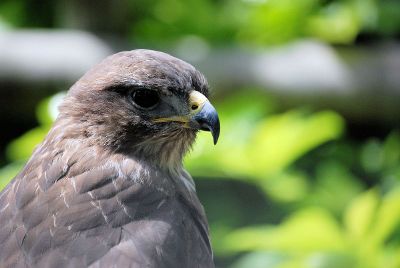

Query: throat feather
[133,129,196,172]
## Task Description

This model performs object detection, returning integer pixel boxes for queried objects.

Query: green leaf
[247,110,344,177]
[344,188,379,241]
[222,207,346,254]
[382,131,400,169]
[238,0,318,45]
[360,139,384,173]
[306,2,360,44]
[6,127,50,162]
[370,188,400,247]
[259,170,310,203]
[36,92,65,126]
[306,160,364,215]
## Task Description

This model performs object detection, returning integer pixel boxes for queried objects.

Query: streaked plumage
[0,50,219,268]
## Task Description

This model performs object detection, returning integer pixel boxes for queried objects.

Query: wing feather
[0,143,213,267]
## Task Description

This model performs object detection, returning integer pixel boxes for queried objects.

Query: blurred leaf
[131,0,239,45]
[352,0,378,31]
[0,0,24,27]
[377,0,400,36]
[237,0,318,45]
[5,92,62,162]
[6,127,50,162]
[35,92,64,126]
[382,132,400,169]
[209,223,234,256]
[259,170,310,203]
[369,188,400,247]
[223,207,346,254]
[248,110,344,177]
[344,188,379,242]
[306,160,364,215]
[36,97,53,126]
[379,246,400,268]
[360,139,384,174]
[306,2,360,44]
[306,252,356,268]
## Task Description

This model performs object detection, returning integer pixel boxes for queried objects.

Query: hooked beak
[187,91,220,145]
[153,91,220,145]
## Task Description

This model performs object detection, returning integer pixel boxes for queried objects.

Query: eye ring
[130,89,160,110]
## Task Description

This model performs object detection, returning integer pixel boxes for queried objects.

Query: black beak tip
[193,101,220,145]
[212,120,220,145]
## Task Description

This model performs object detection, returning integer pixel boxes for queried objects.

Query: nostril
[191,104,199,110]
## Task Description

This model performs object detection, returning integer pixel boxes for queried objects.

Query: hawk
[0,50,220,268]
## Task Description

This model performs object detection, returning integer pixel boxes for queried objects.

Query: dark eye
[131,90,160,109]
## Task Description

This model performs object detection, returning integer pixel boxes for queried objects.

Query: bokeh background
[1,0,400,267]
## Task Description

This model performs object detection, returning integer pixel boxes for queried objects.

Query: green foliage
[378,0,400,36]
[238,0,319,45]
[0,93,63,186]
[224,188,400,268]
[6,127,49,161]
[306,2,360,44]
[223,207,346,253]
[0,0,54,28]
[125,0,400,47]
[0,0,24,27]
[5,95,56,162]
[1,0,399,46]
[130,0,239,46]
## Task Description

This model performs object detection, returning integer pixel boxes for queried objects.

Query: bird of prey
[0,50,220,268]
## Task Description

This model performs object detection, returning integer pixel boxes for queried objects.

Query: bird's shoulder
[0,141,167,265]
[0,141,212,267]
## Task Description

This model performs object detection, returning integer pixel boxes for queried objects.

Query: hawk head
[57,49,219,169]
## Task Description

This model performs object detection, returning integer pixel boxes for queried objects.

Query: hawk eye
[131,89,160,109]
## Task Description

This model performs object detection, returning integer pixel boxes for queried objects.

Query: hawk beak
[188,91,220,145]
[153,91,220,145]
